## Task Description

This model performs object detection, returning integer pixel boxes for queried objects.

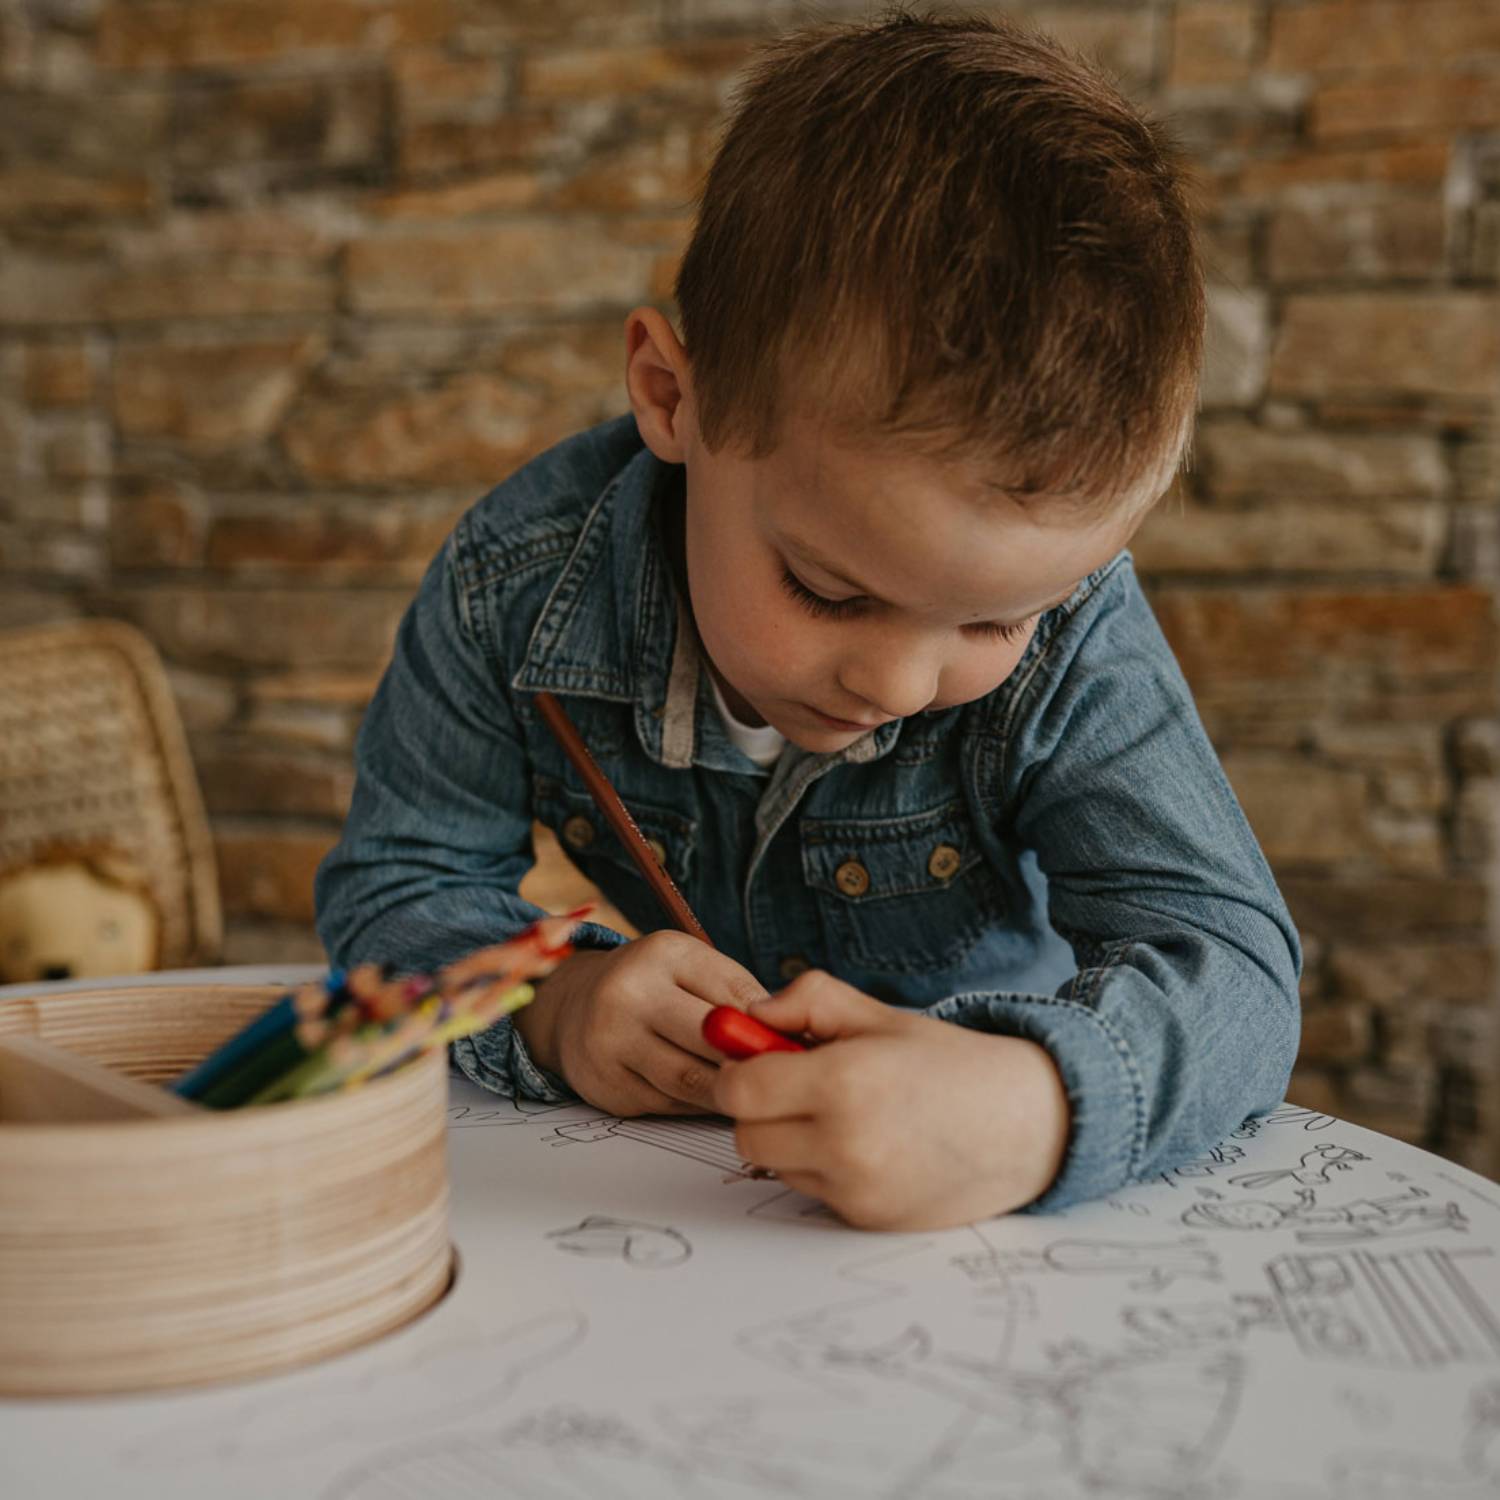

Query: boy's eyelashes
[777,567,1032,643]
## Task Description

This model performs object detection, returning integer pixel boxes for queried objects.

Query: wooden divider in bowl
[0,984,452,1397]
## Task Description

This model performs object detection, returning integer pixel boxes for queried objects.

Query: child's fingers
[621,1064,714,1116]
[636,1037,721,1112]
[660,935,770,1013]
[747,971,889,1042]
[734,1117,816,1175]
[645,985,739,1064]
[713,1049,825,1121]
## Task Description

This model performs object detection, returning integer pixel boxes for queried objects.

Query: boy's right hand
[509,931,769,1116]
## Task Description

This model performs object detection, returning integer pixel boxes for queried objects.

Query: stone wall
[1,1,1496,1172]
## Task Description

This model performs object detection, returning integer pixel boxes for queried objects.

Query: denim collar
[511,428,898,773]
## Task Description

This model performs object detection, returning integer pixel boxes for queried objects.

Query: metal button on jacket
[779,955,810,981]
[927,843,961,881]
[561,814,595,851]
[646,837,668,868]
[834,859,870,897]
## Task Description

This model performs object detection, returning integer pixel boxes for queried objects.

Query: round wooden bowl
[0,984,452,1397]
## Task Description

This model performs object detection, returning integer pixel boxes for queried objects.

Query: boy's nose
[839,655,939,722]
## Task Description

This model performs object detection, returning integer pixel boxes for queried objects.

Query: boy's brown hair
[674,7,1204,517]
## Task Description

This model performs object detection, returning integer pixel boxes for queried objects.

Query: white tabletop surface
[4,972,1500,1499]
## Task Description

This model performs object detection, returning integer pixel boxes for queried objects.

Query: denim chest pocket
[532,774,697,894]
[800,802,1001,976]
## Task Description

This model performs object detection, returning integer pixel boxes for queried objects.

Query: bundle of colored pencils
[172,912,584,1109]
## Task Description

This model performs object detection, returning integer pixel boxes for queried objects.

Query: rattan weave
[0,619,221,969]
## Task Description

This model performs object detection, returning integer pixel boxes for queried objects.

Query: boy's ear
[624,306,695,465]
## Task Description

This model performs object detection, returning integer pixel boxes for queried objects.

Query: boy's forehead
[758,418,1138,617]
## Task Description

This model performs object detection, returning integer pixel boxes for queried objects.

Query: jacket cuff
[927,990,1145,1212]
[448,918,626,1103]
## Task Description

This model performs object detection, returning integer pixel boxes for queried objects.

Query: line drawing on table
[1158,1140,1249,1188]
[1434,1167,1500,1218]
[547,1115,754,1176]
[726,1231,1246,1499]
[1119,1296,1280,1350]
[747,1184,844,1225]
[1267,1246,1500,1368]
[1181,1186,1469,1243]
[1258,1103,1338,1132]
[952,1238,1223,1293]
[1228,1144,1370,1191]
[1324,1377,1500,1497]
[447,1097,598,1129]
[118,1309,590,1469]
[546,1215,692,1268]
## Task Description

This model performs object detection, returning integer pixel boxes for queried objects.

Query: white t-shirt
[708,674,786,770]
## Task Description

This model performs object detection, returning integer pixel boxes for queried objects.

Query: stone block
[204,497,461,579]
[164,665,239,733]
[1193,419,1448,501]
[1201,285,1270,407]
[194,739,355,819]
[1281,874,1489,941]
[1268,197,1447,283]
[1269,1,1500,76]
[1027,4,1162,93]
[282,374,554,487]
[396,111,569,181]
[222,920,329,966]
[1454,719,1500,777]
[1235,141,1451,199]
[1131,498,1442,575]
[344,225,658,315]
[1298,1002,1372,1065]
[113,334,324,449]
[1221,753,1370,866]
[1327,941,1495,1006]
[1269,293,1500,402]
[549,127,713,212]
[1311,72,1500,143]
[519,38,753,103]
[1169,1,1258,89]
[371,172,545,220]
[247,670,383,711]
[241,698,358,754]
[459,0,666,46]
[99,585,410,669]
[108,476,206,569]
[1339,1061,1434,1142]
[23,339,98,407]
[1153,583,1497,688]
[41,412,110,480]
[168,72,387,182]
[214,826,331,924]
[98,1,452,71]
[102,260,335,321]
[0,255,107,327]
[1453,779,1500,864]
[0,167,153,221]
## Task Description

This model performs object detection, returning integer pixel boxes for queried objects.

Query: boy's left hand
[712,972,1071,1231]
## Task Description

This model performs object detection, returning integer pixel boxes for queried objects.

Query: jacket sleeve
[314,517,622,1103]
[934,556,1302,1211]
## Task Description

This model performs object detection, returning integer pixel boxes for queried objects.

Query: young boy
[316,10,1301,1231]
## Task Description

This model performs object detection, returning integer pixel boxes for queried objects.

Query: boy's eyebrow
[781,535,1079,625]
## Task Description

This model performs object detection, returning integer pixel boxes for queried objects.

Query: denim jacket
[315,414,1302,1211]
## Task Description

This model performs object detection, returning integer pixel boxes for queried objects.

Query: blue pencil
[171,973,343,1100]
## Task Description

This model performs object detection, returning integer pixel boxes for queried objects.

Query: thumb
[749,971,892,1043]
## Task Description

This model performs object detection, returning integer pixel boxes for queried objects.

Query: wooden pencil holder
[0,983,453,1397]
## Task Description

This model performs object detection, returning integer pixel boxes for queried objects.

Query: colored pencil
[534,690,714,947]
